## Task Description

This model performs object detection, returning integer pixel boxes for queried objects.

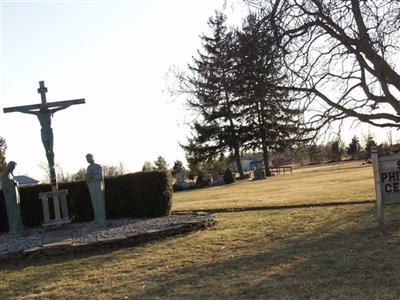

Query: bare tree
[0,137,7,172]
[71,168,86,181]
[103,161,126,177]
[247,0,400,129]
[38,162,72,183]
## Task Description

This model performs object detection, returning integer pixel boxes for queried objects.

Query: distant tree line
[289,134,379,165]
[142,156,170,172]
[40,161,126,183]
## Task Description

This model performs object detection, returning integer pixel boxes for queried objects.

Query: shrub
[223,168,235,184]
[0,171,172,231]
[173,183,183,192]
[195,173,209,187]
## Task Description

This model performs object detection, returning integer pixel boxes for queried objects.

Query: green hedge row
[0,171,173,231]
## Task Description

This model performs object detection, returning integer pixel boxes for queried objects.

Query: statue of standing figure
[85,154,106,224]
[1,161,23,233]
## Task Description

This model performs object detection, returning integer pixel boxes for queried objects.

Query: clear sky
[0,0,249,179]
[0,0,398,180]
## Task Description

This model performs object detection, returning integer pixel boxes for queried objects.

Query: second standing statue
[1,161,23,233]
[85,154,106,224]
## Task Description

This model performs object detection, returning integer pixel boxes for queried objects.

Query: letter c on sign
[397,160,400,169]
[385,184,393,193]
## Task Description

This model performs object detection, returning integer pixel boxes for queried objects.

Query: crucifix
[3,81,85,225]
[4,81,85,187]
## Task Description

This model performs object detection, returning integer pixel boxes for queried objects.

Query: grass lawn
[173,160,375,211]
[2,161,399,299]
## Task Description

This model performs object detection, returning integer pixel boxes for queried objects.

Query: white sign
[371,148,400,232]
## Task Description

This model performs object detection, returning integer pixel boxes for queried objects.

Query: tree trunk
[262,142,271,176]
[227,123,244,179]
[233,140,245,179]
[223,90,244,179]
[257,101,271,176]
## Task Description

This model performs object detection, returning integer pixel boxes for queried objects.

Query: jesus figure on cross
[3,81,85,186]
[17,103,73,174]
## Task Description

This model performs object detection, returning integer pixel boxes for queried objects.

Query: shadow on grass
[129,204,400,299]
[2,203,399,299]
[174,199,374,214]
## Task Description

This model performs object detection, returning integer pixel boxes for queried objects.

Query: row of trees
[293,135,376,165]
[142,157,190,176]
[0,136,126,183]
[173,0,400,173]
[142,156,170,172]
[40,161,126,183]
[173,12,308,177]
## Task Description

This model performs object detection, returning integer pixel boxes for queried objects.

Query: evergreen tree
[234,13,306,175]
[308,144,323,164]
[331,140,344,162]
[223,168,235,184]
[179,12,245,178]
[346,136,361,159]
[364,134,377,156]
[154,156,168,171]
[172,160,185,175]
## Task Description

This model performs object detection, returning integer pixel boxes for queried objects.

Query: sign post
[371,147,400,232]
[371,148,384,232]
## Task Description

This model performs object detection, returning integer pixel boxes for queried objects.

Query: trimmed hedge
[0,171,172,231]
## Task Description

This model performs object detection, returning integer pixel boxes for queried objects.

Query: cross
[38,81,48,105]
[3,81,85,189]
[4,81,85,114]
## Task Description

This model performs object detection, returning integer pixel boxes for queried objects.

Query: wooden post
[371,147,384,232]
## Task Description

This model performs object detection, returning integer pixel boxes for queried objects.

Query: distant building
[241,160,253,171]
[15,175,39,186]
[0,174,39,189]
[0,174,40,189]
[15,175,40,186]
[249,159,264,170]
[229,155,271,172]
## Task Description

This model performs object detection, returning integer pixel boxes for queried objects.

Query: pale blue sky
[0,0,248,179]
[0,0,397,180]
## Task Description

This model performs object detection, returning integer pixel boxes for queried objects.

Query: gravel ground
[72,214,199,245]
[0,228,44,253]
[0,214,206,253]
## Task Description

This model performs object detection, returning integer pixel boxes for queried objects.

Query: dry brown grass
[1,160,396,299]
[173,160,375,211]
[1,204,400,299]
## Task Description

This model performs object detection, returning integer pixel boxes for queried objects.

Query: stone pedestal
[39,189,71,227]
